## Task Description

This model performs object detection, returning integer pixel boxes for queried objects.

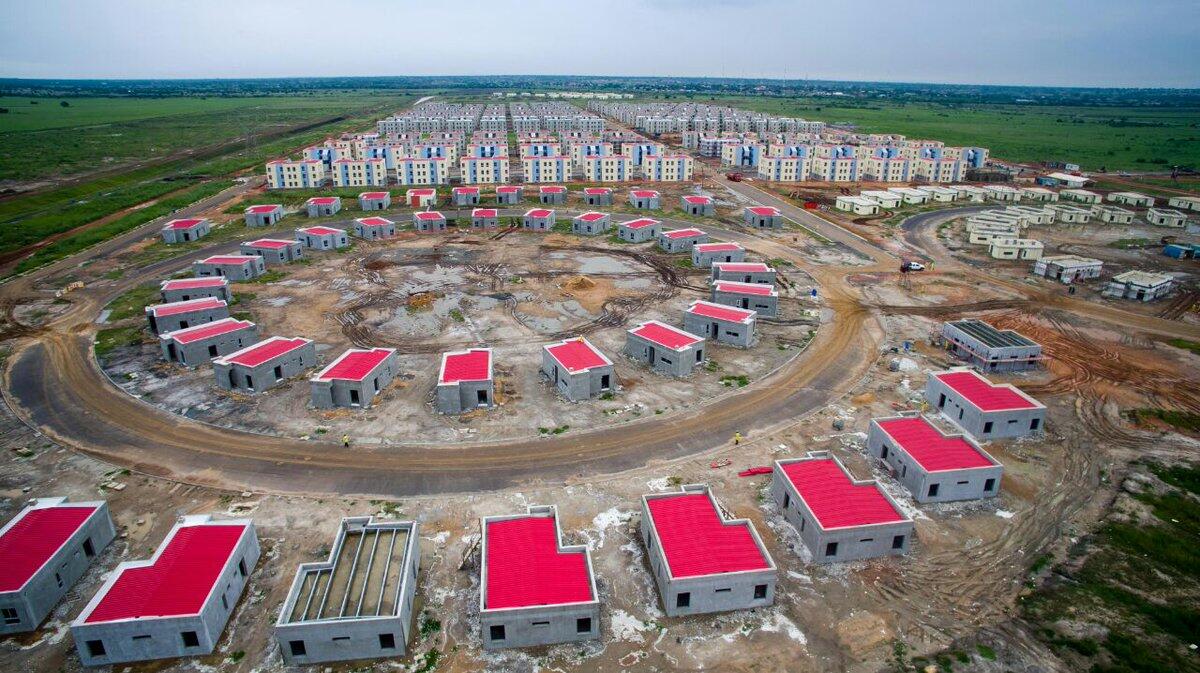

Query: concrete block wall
[214,341,317,393]
[682,312,754,348]
[436,379,494,414]
[925,374,1045,440]
[866,417,1004,503]
[623,333,703,377]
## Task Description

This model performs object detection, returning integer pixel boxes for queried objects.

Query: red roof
[682,195,712,204]
[662,228,706,240]
[631,190,660,198]
[406,188,435,196]
[622,218,659,230]
[245,204,281,214]
[545,339,609,372]
[218,337,309,368]
[646,493,769,578]
[314,348,393,382]
[875,416,995,472]
[485,516,593,610]
[496,186,521,194]
[307,197,339,206]
[539,186,566,193]
[748,206,780,216]
[299,226,344,236]
[439,349,491,384]
[714,262,770,273]
[161,277,227,291]
[714,280,775,296]
[83,523,247,623]
[472,208,498,218]
[575,212,608,222]
[165,218,204,230]
[415,211,445,220]
[525,208,553,218]
[695,242,742,253]
[357,216,393,227]
[165,318,254,345]
[584,188,611,195]
[148,297,226,317]
[453,187,480,194]
[631,321,702,350]
[935,371,1039,412]
[245,238,293,250]
[779,459,907,529]
[201,255,257,266]
[359,191,389,199]
[0,505,99,592]
[688,300,754,323]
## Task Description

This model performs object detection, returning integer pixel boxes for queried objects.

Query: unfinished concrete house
[1107,191,1155,208]
[159,318,258,367]
[629,189,661,210]
[1051,204,1092,224]
[496,185,523,205]
[145,297,229,334]
[358,191,392,211]
[452,186,481,206]
[306,196,342,217]
[711,280,779,316]
[692,242,745,267]
[541,338,614,402]
[712,262,776,285]
[538,186,567,205]
[684,300,756,347]
[405,188,437,207]
[861,190,902,208]
[743,206,782,229]
[926,368,1046,439]
[641,485,776,617]
[572,212,610,235]
[480,506,599,650]
[1092,205,1135,224]
[1033,255,1103,283]
[70,515,260,667]
[159,277,230,303]
[413,211,447,232]
[240,238,304,265]
[624,320,705,377]
[1146,208,1188,228]
[868,413,1004,503]
[523,208,555,231]
[681,195,715,216]
[310,347,399,409]
[213,336,317,394]
[942,319,1042,372]
[658,228,708,253]
[244,204,284,227]
[193,255,267,281]
[275,517,420,665]
[0,497,116,635]
[160,218,211,244]
[987,238,1043,261]
[354,216,397,240]
[770,452,914,564]
[617,217,661,243]
[436,348,494,414]
[1104,270,1175,301]
[583,187,613,206]
[296,226,349,250]
[471,208,500,229]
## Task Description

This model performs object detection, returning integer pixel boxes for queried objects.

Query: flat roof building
[213,336,316,394]
[942,319,1042,372]
[160,317,258,367]
[471,208,499,229]
[988,238,1044,261]
[358,191,391,211]
[617,217,661,243]
[161,218,211,245]
[306,196,342,218]
[1107,191,1154,208]
[405,188,437,208]
[480,506,599,650]
[711,280,779,317]
[354,216,397,240]
[1060,189,1101,205]
[583,187,613,206]
[1033,254,1103,283]
[523,208,555,231]
[541,338,615,402]
[495,185,523,205]
[1092,205,1135,224]
[624,320,705,377]
[692,242,746,268]
[1104,270,1176,302]
[452,186,481,206]
[712,262,776,285]
[160,277,230,304]
[868,414,1003,503]
[835,196,881,215]
[244,204,284,227]
[861,190,902,208]
[572,211,610,235]
[413,211,447,233]
[538,185,568,205]
[744,206,783,229]
[629,189,661,210]
[641,485,776,617]
[681,195,715,216]
[296,226,349,250]
[1146,208,1189,228]
[684,299,756,348]
[658,227,708,253]
[926,368,1045,440]
[145,297,229,335]
[193,254,267,281]
[240,238,303,265]
[436,348,494,414]
[311,348,398,409]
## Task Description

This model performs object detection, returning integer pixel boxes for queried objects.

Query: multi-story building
[642,155,694,182]
[459,156,510,184]
[522,155,571,183]
[580,155,630,182]
[331,159,387,188]
[267,160,326,189]
[394,157,449,185]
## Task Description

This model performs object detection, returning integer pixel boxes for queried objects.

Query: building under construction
[941,319,1042,372]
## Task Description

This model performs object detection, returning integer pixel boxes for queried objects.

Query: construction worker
[342,434,350,448]
[733,432,743,446]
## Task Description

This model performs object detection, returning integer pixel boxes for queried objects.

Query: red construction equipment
[738,467,773,477]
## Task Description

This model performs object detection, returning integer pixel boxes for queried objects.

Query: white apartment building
[394,158,449,185]
[331,159,387,188]
[642,155,694,182]
[459,157,510,184]
[266,160,326,189]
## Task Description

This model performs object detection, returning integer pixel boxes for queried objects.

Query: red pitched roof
[485,516,593,610]
[245,204,281,214]
[714,262,770,273]
[165,218,204,230]
[714,280,775,296]
[299,226,344,236]
[406,188,436,196]
[682,195,712,204]
[575,212,608,222]
[201,255,258,266]
[539,186,566,193]
[646,493,769,578]
[875,416,995,472]
[662,228,706,239]
[314,348,393,382]
[631,190,660,198]
[439,349,491,384]
[472,208,498,218]
[165,318,254,345]
[621,218,659,230]
[453,186,480,194]
[694,242,742,253]
[245,238,293,250]
[0,505,99,592]
[748,206,780,216]
[688,300,755,323]
[359,191,389,199]
[631,321,702,350]
[496,185,521,194]
[545,339,609,372]
[357,216,393,226]
[583,188,611,195]
[83,523,247,623]
[307,197,339,206]
[414,211,445,220]
[218,337,309,368]
[935,371,1039,412]
[161,277,227,291]
[148,297,226,317]
[779,458,906,529]
[525,208,553,218]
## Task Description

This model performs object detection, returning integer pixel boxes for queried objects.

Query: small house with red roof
[70,514,259,666]
[405,188,437,208]
[770,451,914,563]
[436,348,494,414]
[452,186,481,206]
[680,194,715,216]
[358,191,391,211]
[683,300,756,347]
[629,189,661,210]
[160,317,258,367]
[160,218,211,245]
[624,320,705,377]
[571,211,610,235]
[159,277,230,303]
[496,185,523,205]
[193,254,267,281]
[522,208,555,231]
[0,497,115,635]
[744,206,783,229]
[243,204,283,227]
[354,216,396,240]
[310,348,398,409]
[692,241,746,267]
[711,280,779,316]
[925,367,1045,440]
[413,211,447,233]
[305,196,341,217]
[657,227,708,253]
[583,187,613,206]
[640,485,775,617]
[541,338,614,401]
[471,208,499,229]
[868,413,1003,503]
[538,185,567,205]
[296,225,349,250]
[617,217,661,243]
[145,297,230,334]
[479,505,599,650]
[711,262,776,285]
[213,336,317,393]
[240,238,303,265]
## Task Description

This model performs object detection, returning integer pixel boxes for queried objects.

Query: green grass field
[643,95,1200,171]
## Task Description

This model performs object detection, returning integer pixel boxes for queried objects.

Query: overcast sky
[2,0,1198,87]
